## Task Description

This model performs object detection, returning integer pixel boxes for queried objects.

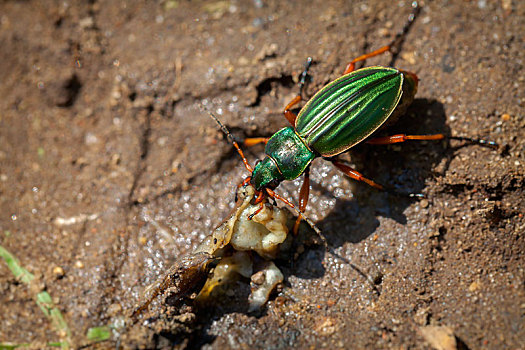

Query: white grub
[54,213,98,226]
[248,261,284,312]
[196,251,252,301]
[133,185,294,317]
[230,196,289,259]
[194,185,292,309]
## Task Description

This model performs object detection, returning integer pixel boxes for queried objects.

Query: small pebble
[420,325,457,350]
[52,266,65,278]
[75,260,84,269]
[469,280,481,292]
[251,271,266,285]
[107,303,122,316]
[501,113,511,121]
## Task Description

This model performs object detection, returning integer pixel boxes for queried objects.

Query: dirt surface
[1,0,524,349]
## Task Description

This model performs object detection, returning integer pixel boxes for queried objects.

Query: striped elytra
[295,66,404,157]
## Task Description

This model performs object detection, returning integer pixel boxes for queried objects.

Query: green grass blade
[0,246,35,284]
[0,344,30,350]
[0,245,71,349]
[86,326,112,342]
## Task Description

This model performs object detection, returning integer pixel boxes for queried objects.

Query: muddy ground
[1,0,524,349]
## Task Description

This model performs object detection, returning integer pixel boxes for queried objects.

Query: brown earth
[1,0,524,349]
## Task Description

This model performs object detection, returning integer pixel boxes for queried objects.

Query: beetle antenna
[201,104,253,172]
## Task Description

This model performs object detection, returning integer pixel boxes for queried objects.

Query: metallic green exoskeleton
[251,66,418,190]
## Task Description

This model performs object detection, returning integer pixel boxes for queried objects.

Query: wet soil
[1,0,524,349]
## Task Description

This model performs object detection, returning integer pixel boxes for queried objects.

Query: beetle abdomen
[381,69,418,128]
[295,66,404,157]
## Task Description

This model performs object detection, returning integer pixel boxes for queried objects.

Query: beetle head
[251,156,283,191]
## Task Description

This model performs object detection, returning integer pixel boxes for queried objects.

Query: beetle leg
[343,1,420,74]
[331,160,384,191]
[244,137,270,147]
[266,188,295,209]
[367,134,498,149]
[284,57,313,126]
[343,46,391,74]
[266,188,328,247]
[293,167,311,235]
[332,159,423,198]
[248,201,265,220]
[254,190,265,204]
[367,134,498,148]
[284,97,301,125]
[240,176,252,188]
[248,190,266,220]
[366,134,445,145]
[298,167,311,212]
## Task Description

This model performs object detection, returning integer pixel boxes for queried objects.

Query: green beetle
[206,2,431,227]
[243,64,428,228]
[251,66,418,191]
[207,1,494,230]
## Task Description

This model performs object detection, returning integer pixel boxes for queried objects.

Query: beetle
[207,1,495,232]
